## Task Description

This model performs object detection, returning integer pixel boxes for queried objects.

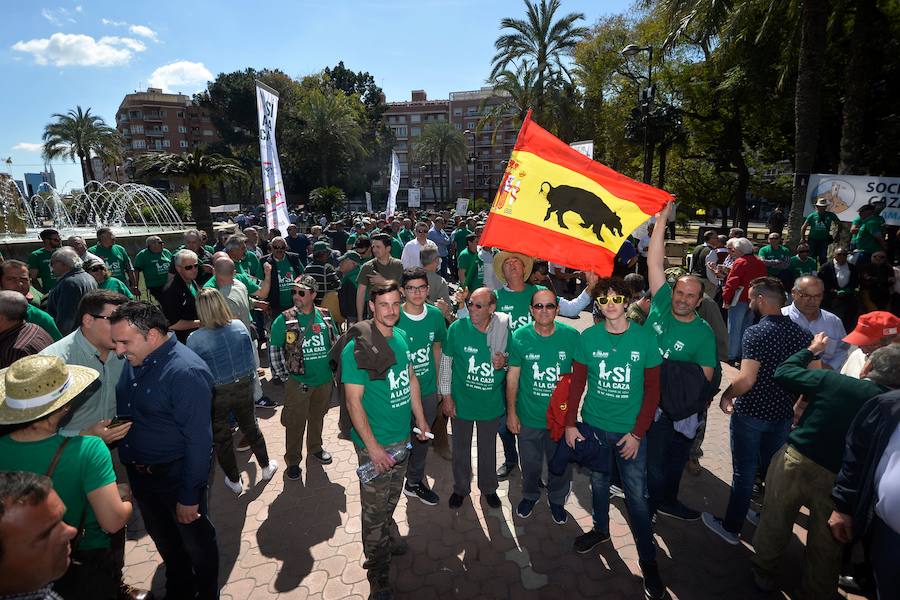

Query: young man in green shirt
[456,234,483,290]
[441,287,508,510]
[89,228,137,294]
[269,275,339,480]
[507,288,579,523]
[801,199,840,266]
[397,267,447,506]
[852,204,886,265]
[564,277,666,599]
[27,228,62,292]
[133,235,173,302]
[788,243,819,281]
[757,232,792,287]
[342,280,430,598]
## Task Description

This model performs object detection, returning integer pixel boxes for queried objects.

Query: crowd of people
[0,201,898,600]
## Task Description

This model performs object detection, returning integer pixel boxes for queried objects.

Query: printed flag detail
[481,110,673,275]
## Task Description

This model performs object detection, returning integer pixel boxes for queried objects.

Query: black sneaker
[255,396,277,408]
[657,502,701,521]
[313,450,332,465]
[574,529,610,553]
[548,501,568,525]
[404,481,439,506]
[639,560,666,599]
[484,493,502,509]
[517,498,536,518]
[286,465,301,481]
[448,493,465,509]
[496,463,517,479]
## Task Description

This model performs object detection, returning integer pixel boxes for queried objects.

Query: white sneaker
[225,475,243,495]
[261,459,279,481]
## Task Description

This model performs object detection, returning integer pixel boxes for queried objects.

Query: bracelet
[629,433,641,441]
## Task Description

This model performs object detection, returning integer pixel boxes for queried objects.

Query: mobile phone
[108,416,133,428]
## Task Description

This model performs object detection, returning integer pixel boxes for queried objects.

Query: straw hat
[0,356,99,425]
[493,251,534,284]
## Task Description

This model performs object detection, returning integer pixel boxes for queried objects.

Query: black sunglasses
[465,300,489,309]
[292,289,309,297]
[90,314,112,321]
[531,302,557,310]
[272,245,287,250]
[89,266,105,273]
[181,264,198,270]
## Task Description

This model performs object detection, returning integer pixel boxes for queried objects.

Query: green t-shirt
[803,211,839,240]
[789,255,819,278]
[856,216,884,253]
[28,247,57,291]
[496,284,549,331]
[398,228,415,245]
[202,272,259,295]
[508,321,579,429]
[99,276,134,299]
[275,258,300,309]
[133,248,172,289]
[26,304,62,341]
[89,244,132,283]
[445,318,505,421]
[390,236,404,259]
[574,322,662,433]
[342,331,412,447]
[645,284,717,367]
[397,304,447,397]
[757,244,791,275]
[0,435,115,550]
[270,308,337,386]
[457,248,483,290]
[239,251,264,280]
[453,228,472,257]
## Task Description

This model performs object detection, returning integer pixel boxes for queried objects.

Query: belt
[126,461,174,476]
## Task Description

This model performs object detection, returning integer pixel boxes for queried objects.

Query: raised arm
[648,203,673,294]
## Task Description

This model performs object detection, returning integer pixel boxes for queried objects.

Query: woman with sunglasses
[564,276,667,600]
[83,257,134,300]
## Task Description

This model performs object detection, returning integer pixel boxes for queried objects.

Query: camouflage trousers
[355,445,407,591]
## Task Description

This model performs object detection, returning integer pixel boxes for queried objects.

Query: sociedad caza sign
[804,173,900,226]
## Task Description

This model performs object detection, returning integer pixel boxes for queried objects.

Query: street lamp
[464,129,477,202]
[621,44,654,184]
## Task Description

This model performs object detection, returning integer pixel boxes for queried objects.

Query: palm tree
[134,147,248,238]
[295,88,366,187]
[490,0,589,116]
[412,123,468,205]
[42,106,118,186]
[478,62,537,141]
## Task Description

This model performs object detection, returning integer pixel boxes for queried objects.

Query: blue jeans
[727,301,754,362]
[646,412,694,514]
[587,425,656,562]
[498,412,519,467]
[724,413,791,533]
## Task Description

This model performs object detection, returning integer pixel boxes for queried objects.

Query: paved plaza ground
[122,310,863,600]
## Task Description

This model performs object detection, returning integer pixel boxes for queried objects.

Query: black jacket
[817,261,858,297]
[660,359,717,421]
[832,389,900,541]
[262,251,303,314]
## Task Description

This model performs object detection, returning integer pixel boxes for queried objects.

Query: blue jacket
[186,320,256,386]
[549,422,612,476]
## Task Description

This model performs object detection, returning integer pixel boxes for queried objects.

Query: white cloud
[149,60,213,93]
[41,7,77,26]
[129,25,158,41]
[75,5,82,12]
[11,33,146,67]
[12,143,43,153]
[101,18,126,26]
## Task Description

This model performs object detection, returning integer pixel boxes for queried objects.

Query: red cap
[843,311,900,346]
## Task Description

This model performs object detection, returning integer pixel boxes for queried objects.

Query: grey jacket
[47,268,97,336]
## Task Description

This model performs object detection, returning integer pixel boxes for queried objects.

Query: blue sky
[1,0,633,190]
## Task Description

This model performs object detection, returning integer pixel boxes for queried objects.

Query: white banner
[408,188,421,208]
[210,204,241,213]
[569,140,594,159]
[386,150,400,218]
[365,191,372,213]
[455,198,470,217]
[804,173,900,226]
[255,81,292,234]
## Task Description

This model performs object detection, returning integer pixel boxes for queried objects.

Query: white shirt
[781,303,849,370]
[834,259,850,289]
[400,238,437,269]
[874,422,900,534]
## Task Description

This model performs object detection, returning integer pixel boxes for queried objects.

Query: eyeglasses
[465,300,489,309]
[404,284,428,293]
[795,291,823,300]
[90,314,113,321]
[271,245,287,250]
[531,302,557,310]
[416,229,428,234]
[181,264,198,270]
[89,266,105,273]
[596,295,626,305]
[292,289,309,297]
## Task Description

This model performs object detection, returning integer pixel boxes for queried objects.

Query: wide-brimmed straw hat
[0,355,99,425]
[493,251,534,284]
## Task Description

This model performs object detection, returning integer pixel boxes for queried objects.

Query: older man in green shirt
[133,235,172,302]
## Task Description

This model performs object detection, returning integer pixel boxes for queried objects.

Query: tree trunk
[734,156,751,231]
[438,148,446,205]
[657,143,669,190]
[430,160,437,205]
[786,0,830,248]
[190,183,214,239]
[838,0,873,175]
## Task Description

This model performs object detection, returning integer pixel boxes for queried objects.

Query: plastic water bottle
[356,442,412,483]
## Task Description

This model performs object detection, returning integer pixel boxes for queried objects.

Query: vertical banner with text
[386,150,400,218]
[365,191,372,213]
[255,81,292,233]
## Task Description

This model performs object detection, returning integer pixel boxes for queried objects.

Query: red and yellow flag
[481,110,673,275]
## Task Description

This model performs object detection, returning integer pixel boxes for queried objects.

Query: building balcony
[145,129,165,137]
[143,112,164,121]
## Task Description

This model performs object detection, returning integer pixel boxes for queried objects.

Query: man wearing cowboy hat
[490,250,597,479]
[801,198,840,267]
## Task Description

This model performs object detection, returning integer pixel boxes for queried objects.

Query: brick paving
[123,311,862,600]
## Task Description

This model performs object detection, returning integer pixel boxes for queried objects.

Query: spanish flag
[481,110,673,275]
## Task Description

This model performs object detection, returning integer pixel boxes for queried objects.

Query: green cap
[312,241,331,255]
[338,250,361,264]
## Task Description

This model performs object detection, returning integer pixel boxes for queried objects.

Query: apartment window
[410,114,421,123]
[160,110,167,117]
[129,110,141,119]
[467,106,478,115]
[466,121,476,130]
[132,139,146,149]
[203,130,214,136]
[180,140,188,148]
[396,141,408,150]
[130,124,143,134]
[454,123,462,130]
[411,127,421,137]
[454,165,462,172]
[178,126,187,134]
[393,126,407,137]
[437,114,445,121]
[162,139,171,148]
[161,125,169,132]
[454,179,463,186]
[177,111,185,118]
[453,108,462,116]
